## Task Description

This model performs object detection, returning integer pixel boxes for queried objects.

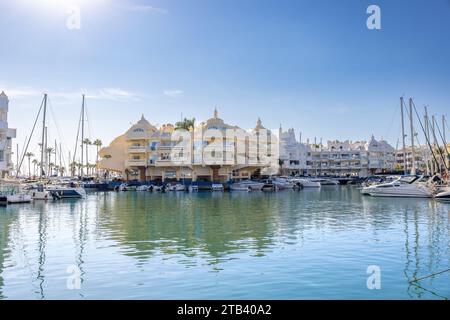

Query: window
[133,128,144,133]
[0,150,3,162]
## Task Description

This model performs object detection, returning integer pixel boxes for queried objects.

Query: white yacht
[230,180,265,191]
[168,184,186,191]
[47,185,86,199]
[136,185,150,191]
[294,178,321,188]
[211,183,224,191]
[362,176,434,198]
[188,185,199,192]
[434,186,450,201]
[311,178,339,186]
[7,193,32,204]
[272,177,295,190]
[1,185,33,203]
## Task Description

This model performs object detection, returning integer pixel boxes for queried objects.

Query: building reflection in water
[0,188,449,299]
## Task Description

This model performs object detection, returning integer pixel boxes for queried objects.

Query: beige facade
[0,91,16,177]
[98,111,274,182]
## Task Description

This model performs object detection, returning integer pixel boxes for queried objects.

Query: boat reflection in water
[0,187,449,299]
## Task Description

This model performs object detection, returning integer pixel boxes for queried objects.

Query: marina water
[0,186,449,299]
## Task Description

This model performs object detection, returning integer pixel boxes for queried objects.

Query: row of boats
[360,175,450,200]
[5,175,447,204]
[0,182,86,205]
[116,177,340,193]
[0,176,342,204]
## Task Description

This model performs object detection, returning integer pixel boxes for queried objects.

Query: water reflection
[0,187,449,299]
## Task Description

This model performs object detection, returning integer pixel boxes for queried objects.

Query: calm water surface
[0,186,449,299]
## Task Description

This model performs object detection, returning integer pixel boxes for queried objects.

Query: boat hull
[7,194,33,203]
[48,188,86,199]
[435,190,450,201]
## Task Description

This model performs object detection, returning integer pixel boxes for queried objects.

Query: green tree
[25,152,34,178]
[32,159,38,177]
[93,139,103,176]
[175,118,195,131]
[83,138,92,175]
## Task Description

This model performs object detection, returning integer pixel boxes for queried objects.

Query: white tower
[0,91,16,177]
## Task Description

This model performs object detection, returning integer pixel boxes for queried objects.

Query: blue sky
[1,0,449,158]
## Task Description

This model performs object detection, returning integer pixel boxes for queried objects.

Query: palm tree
[32,159,38,177]
[76,162,83,177]
[89,163,96,175]
[69,162,77,177]
[48,162,55,176]
[278,158,284,175]
[83,138,91,175]
[175,117,195,131]
[93,139,103,176]
[25,152,34,178]
[59,166,66,176]
[46,147,54,176]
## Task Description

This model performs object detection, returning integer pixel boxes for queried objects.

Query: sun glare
[18,0,106,13]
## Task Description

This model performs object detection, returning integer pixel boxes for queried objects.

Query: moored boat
[362,175,434,198]
[7,193,33,204]
[434,186,450,201]
[47,185,86,199]
[294,178,321,188]
[230,180,265,191]
[311,178,339,186]
[211,183,224,191]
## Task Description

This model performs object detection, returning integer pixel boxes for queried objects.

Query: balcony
[128,146,147,153]
[126,159,147,167]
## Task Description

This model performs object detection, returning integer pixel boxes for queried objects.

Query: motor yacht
[311,178,339,186]
[230,180,265,191]
[47,184,86,199]
[272,177,294,190]
[434,186,450,201]
[168,184,186,191]
[294,178,321,188]
[362,175,434,198]
[211,183,224,191]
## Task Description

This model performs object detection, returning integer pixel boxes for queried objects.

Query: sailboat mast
[400,97,407,174]
[409,98,416,175]
[16,144,19,176]
[424,106,431,174]
[444,115,448,169]
[59,143,62,176]
[54,139,57,176]
[40,94,47,177]
[432,115,437,172]
[44,127,48,177]
[81,94,85,178]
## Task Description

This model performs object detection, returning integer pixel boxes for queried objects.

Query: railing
[128,146,147,153]
[126,159,147,166]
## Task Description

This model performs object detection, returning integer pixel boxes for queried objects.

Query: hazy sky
[1,0,449,160]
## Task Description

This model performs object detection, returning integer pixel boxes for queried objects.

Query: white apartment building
[0,91,16,177]
[279,127,396,177]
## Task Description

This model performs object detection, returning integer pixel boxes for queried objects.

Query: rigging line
[426,115,448,171]
[409,268,450,283]
[47,96,69,158]
[432,116,450,170]
[384,103,399,140]
[403,102,422,149]
[443,117,450,144]
[18,135,28,172]
[84,98,92,139]
[72,105,83,164]
[411,100,440,168]
[60,143,66,169]
[16,96,45,176]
